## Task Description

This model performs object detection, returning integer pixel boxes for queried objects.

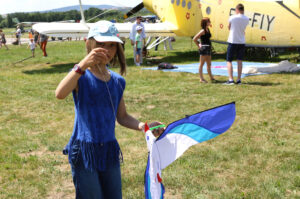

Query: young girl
[55,21,164,199]
[193,18,215,83]
[28,38,36,57]
[0,29,9,50]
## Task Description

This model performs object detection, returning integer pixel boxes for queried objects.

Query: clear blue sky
[0,0,141,14]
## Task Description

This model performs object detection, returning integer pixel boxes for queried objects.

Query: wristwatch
[73,64,85,75]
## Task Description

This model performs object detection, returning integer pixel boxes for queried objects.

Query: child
[135,26,143,66]
[0,29,9,50]
[28,38,36,57]
[55,21,164,199]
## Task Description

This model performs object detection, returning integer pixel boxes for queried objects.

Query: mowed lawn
[0,37,299,199]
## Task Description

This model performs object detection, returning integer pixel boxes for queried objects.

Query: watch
[73,64,85,75]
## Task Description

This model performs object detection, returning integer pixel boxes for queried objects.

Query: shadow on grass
[242,82,282,86]
[144,50,298,67]
[23,63,76,75]
[145,51,199,66]
[209,80,281,86]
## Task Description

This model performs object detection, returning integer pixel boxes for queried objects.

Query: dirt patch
[147,105,156,109]
[46,178,74,199]
[164,190,183,199]
[18,147,61,158]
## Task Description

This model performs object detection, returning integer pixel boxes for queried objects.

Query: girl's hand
[78,47,110,70]
[148,122,165,137]
[198,43,202,49]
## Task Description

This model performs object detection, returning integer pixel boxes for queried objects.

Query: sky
[0,0,141,15]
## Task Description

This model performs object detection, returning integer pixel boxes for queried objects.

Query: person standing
[55,21,164,199]
[224,3,249,85]
[193,18,215,83]
[34,31,40,47]
[135,26,143,66]
[0,29,9,50]
[28,38,36,57]
[16,26,22,45]
[39,34,48,57]
[129,16,146,65]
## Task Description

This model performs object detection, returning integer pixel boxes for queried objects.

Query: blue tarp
[143,62,272,78]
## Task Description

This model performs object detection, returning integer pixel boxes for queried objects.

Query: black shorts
[199,45,211,56]
[226,43,245,62]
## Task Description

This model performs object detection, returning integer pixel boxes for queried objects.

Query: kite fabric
[144,102,236,199]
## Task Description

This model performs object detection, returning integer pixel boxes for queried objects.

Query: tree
[6,14,14,28]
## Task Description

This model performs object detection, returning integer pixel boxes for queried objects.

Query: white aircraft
[33,0,300,49]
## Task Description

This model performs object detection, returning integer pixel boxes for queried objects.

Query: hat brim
[93,35,123,44]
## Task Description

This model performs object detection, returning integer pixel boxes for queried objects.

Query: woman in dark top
[193,18,215,83]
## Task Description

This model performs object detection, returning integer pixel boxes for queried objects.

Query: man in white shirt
[129,16,146,65]
[16,26,22,45]
[225,4,249,85]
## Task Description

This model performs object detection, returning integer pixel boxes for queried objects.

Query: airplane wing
[32,22,176,38]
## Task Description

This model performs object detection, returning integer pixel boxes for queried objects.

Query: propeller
[124,3,144,19]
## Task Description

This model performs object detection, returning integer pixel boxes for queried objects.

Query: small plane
[33,0,300,49]
[17,20,76,27]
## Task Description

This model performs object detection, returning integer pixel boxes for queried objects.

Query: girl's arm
[193,30,204,48]
[55,47,110,99]
[117,97,164,136]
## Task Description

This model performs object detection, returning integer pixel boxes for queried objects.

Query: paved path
[5,37,30,45]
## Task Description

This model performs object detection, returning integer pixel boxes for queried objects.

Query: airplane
[33,0,300,50]
[17,20,76,27]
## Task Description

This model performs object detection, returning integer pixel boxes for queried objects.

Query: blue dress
[67,69,126,171]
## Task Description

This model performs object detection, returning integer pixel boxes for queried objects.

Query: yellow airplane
[33,0,300,48]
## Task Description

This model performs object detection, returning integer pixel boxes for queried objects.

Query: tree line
[0,8,128,28]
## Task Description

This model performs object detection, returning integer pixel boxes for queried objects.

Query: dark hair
[137,16,142,19]
[201,18,211,30]
[236,4,244,12]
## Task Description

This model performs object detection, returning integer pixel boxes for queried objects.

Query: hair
[86,38,126,76]
[201,17,211,30]
[137,16,142,19]
[236,4,244,12]
[0,29,2,32]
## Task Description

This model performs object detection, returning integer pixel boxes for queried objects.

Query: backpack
[158,62,178,70]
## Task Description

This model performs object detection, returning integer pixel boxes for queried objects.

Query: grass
[0,35,300,199]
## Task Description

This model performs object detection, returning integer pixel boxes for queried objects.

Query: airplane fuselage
[144,0,300,47]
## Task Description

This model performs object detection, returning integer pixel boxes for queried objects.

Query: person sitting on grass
[135,26,143,66]
[193,18,216,83]
[28,38,36,57]
[55,21,164,199]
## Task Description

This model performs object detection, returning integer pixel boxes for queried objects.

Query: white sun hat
[136,26,143,31]
[87,20,123,44]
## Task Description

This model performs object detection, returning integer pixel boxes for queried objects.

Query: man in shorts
[224,4,249,85]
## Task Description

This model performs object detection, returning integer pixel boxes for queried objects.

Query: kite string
[96,64,125,120]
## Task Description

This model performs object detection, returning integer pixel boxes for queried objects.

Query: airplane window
[177,0,181,6]
[171,0,175,4]
[182,0,186,7]
[187,1,192,9]
[206,6,211,14]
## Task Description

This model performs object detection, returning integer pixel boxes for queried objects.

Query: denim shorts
[198,45,211,56]
[226,43,245,62]
[136,48,141,55]
[69,144,122,199]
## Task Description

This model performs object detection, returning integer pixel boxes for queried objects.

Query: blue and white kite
[144,102,236,199]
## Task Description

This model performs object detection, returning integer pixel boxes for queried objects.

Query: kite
[144,102,236,199]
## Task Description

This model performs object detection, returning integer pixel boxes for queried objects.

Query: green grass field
[0,36,299,199]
